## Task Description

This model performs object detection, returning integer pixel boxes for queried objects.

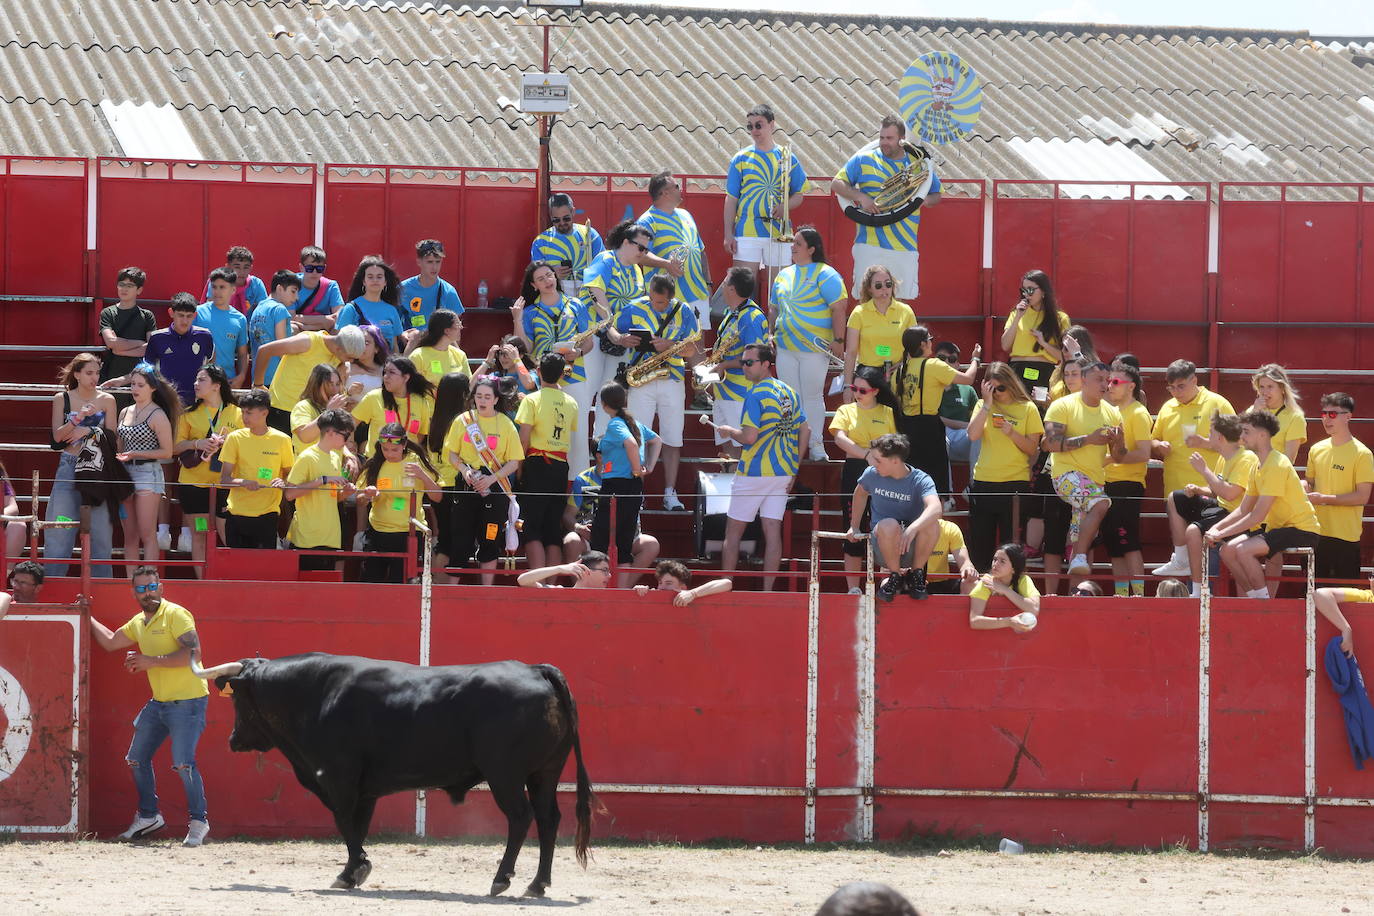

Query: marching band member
[637,171,713,333]
[530,193,604,299]
[1000,269,1070,402]
[843,264,916,399]
[582,220,651,435]
[709,266,769,460]
[723,104,808,275]
[831,115,942,300]
[772,226,846,462]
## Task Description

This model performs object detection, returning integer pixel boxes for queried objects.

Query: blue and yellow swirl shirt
[837,148,943,251]
[616,297,701,383]
[773,263,847,353]
[713,302,768,403]
[527,295,590,385]
[636,206,709,302]
[739,377,806,478]
[530,223,605,274]
[725,146,809,239]
[580,251,644,319]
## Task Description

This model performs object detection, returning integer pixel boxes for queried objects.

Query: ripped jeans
[127,696,208,822]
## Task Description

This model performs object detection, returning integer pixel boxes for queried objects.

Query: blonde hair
[857,264,901,303]
[1251,363,1300,414]
[984,361,1030,403]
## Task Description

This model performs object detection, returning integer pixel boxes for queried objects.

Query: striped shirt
[713,302,768,403]
[617,297,700,383]
[526,295,589,385]
[725,146,809,239]
[636,206,709,301]
[773,263,847,353]
[530,223,604,275]
[837,148,943,251]
[739,377,806,478]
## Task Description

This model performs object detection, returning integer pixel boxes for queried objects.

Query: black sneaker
[877,572,904,603]
[906,568,929,601]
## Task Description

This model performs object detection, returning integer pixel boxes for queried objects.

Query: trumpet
[802,334,845,372]
[768,143,795,243]
[625,331,703,387]
[692,325,742,393]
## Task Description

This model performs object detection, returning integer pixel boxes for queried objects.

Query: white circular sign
[0,665,32,782]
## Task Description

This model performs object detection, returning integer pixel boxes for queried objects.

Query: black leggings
[969,479,1029,571]
[361,527,409,583]
[590,476,643,564]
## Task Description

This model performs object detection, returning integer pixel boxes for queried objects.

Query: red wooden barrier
[0,159,88,299]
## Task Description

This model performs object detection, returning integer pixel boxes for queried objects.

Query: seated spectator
[351,356,435,458]
[443,375,525,585]
[828,366,898,594]
[290,363,351,454]
[357,422,441,583]
[925,517,979,595]
[561,463,661,577]
[633,560,733,605]
[247,270,301,400]
[172,366,242,574]
[1314,574,1369,658]
[1206,408,1322,599]
[98,266,156,406]
[1,456,27,558]
[404,309,471,385]
[202,245,267,315]
[195,268,250,388]
[115,293,212,406]
[336,255,407,350]
[254,324,369,428]
[8,560,45,604]
[476,335,539,403]
[115,365,180,569]
[518,550,612,589]
[844,432,943,603]
[398,239,464,347]
[45,352,118,578]
[1155,578,1190,598]
[1103,360,1152,597]
[815,881,920,916]
[1072,579,1103,597]
[218,389,294,549]
[292,245,343,331]
[969,543,1040,632]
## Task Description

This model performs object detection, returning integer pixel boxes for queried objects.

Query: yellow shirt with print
[1151,387,1236,495]
[220,427,294,517]
[515,387,579,454]
[119,599,208,702]
[412,344,471,386]
[972,399,1044,484]
[352,389,434,457]
[443,411,525,472]
[287,445,344,548]
[847,300,916,369]
[367,458,429,534]
[175,403,243,487]
[1213,447,1259,513]
[828,402,896,449]
[896,356,957,416]
[1105,400,1154,485]
[1251,448,1320,534]
[269,331,339,411]
[970,574,1041,605]
[1044,393,1122,487]
[1003,307,1071,362]
[1307,437,1374,543]
[924,518,967,578]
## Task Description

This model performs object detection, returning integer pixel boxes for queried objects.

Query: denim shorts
[126,461,166,495]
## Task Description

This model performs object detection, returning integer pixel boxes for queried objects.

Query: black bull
[214,654,595,895]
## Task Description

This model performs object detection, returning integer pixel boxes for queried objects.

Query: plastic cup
[999,838,1025,854]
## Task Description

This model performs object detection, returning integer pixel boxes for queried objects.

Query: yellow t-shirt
[174,402,243,487]
[1307,437,1374,543]
[352,389,434,457]
[896,356,957,417]
[1270,406,1308,458]
[972,399,1044,484]
[924,518,967,578]
[1152,387,1236,496]
[412,344,471,386]
[269,331,339,411]
[286,445,343,548]
[443,411,525,472]
[1251,448,1320,534]
[514,387,579,454]
[846,299,916,368]
[828,402,897,449]
[1043,393,1122,486]
[969,574,1041,604]
[1105,400,1153,485]
[366,458,429,534]
[1213,447,1259,513]
[220,427,295,517]
[119,600,209,702]
[1003,306,1070,362]
[290,399,323,454]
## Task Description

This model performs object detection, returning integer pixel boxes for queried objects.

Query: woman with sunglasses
[829,366,899,593]
[999,269,1069,403]
[969,542,1039,633]
[842,264,915,401]
[892,325,979,492]
[1251,363,1306,462]
[1103,360,1153,597]
[444,375,524,585]
[583,220,651,431]
[966,362,1043,571]
[357,422,441,583]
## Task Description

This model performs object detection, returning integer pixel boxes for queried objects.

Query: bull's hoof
[490,879,511,896]
[331,860,372,889]
[522,880,549,898]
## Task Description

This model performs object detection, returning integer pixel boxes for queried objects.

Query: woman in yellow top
[828,366,899,593]
[172,366,242,576]
[842,264,916,401]
[892,325,979,494]
[425,372,472,584]
[966,362,1043,570]
[1251,363,1305,462]
[969,543,1040,633]
[350,356,436,457]
[999,269,1070,402]
[357,422,442,583]
[1048,326,1096,400]
[1103,360,1153,597]
[443,376,525,585]
[404,308,470,386]
[290,363,350,454]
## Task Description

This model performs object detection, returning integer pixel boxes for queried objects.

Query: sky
[621,0,1374,36]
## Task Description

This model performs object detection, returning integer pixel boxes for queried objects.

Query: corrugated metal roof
[0,0,1371,192]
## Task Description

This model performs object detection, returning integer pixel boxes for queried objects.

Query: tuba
[625,331,703,388]
[835,140,935,228]
[691,324,742,393]
[768,144,795,243]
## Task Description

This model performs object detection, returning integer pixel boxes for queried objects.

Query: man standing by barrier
[1305,392,1374,586]
[88,566,211,847]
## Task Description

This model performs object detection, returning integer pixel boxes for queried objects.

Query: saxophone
[625,331,703,388]
[561,315,612,353]
[691,325,742,393]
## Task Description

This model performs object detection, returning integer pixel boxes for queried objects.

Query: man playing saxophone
[831,114,942,300]
[706,266,769,460]
[616,275,701,510]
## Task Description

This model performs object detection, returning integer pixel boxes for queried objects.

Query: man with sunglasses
[291,246,343,332]
[723,104,808,275]
[88,567,212,847]
[398,239,464,349]
[531,193,605,298]
[1305,392,1374,585]
[1151,359,1235,502]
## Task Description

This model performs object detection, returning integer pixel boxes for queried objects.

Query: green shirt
[939,383,978,423]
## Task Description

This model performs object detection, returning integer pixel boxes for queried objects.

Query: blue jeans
[126,696,209,823]
[945,427,982,492]
[43,451,114,578]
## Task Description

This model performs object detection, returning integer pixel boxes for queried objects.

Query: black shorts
[1195,505,1230,535]
[1316,536,1362,584]
[1259,526,1322,554]
[295,546,337,571]
[518,455,570,548]
[225,512,279,549]
[1171,490,1219,524]
[1103,481,1143,557]
[178,484,228,518]
[1027,471,1070,556]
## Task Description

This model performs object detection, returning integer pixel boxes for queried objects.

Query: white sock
[1247,587,1270,600]
[157,523,170,535]
[1190,582,1201,598]
[1172,545,1187,562]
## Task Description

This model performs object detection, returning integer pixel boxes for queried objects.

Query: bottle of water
[477,279,489,309]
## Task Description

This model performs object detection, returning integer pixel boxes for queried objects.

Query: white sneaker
[1068,553,1091,575]
[177,527,193,552]
[663,488,685,511]
[183,819,209,847]
[118,812,165,840]
[156,528,172,552]
[1153,556,1191,577]
[847,587,863,596]
[809,445,829,462]
[352,531,366,551]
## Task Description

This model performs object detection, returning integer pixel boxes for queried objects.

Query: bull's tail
[538,664,597,869]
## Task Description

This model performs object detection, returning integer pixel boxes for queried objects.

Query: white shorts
[687,297,710,331]
[712,398,745,446]
[735,236,792,269]
[852,242,919,299]
[628,376,685,447]
[727,474,793,523]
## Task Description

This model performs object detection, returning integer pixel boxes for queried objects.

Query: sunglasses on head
[1019,286,1039,297]
[871,280,893,290]
[1322,410,1350,419]
[302,264,327,273]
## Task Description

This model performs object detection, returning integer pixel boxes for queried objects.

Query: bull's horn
[189,657,244,680]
